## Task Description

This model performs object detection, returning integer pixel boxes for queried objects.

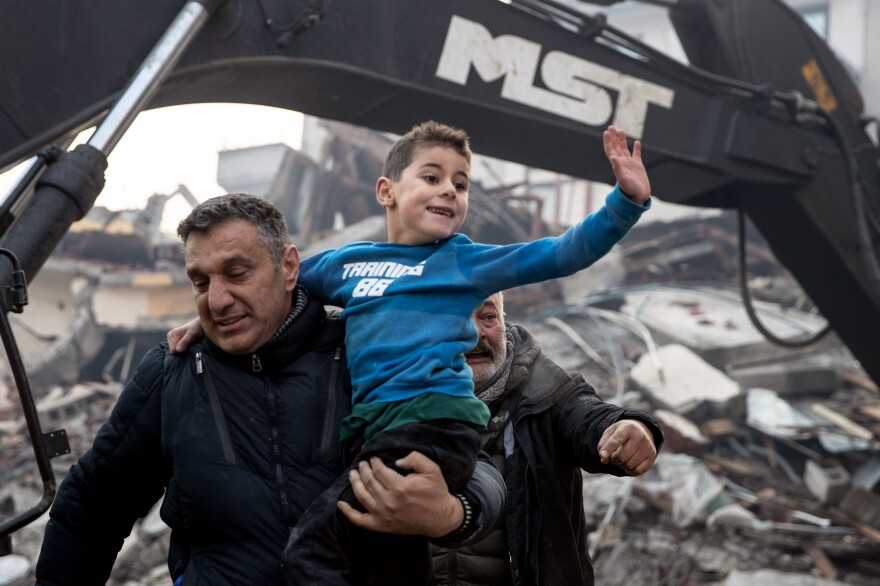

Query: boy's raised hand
[603,125,651,205]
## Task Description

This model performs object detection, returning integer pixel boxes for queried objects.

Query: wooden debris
[810,403,875,442]
[839,370,879,394]
[802,545,837,579]
[701,418,738,437]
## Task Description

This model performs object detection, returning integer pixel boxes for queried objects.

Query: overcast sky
[0,103,304,214]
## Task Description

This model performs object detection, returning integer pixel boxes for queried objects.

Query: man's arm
[35,347,168,585]
[338,451,504,545]
[556,374,663,477]
[440,451,505,546]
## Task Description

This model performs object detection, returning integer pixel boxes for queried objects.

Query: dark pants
[282,420,481,585]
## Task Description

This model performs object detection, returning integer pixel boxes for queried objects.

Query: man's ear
[376,177,395,209]
[281,244,301,292]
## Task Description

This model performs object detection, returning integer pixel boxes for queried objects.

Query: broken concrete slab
[0,554,30,586]
[616,286,838,371]
[851,457,880,491]
[727,354,841,396]
[631,344,742,419]
[744,388,872,453]
[635,453,727,528]
[839,486,880,531]
[804,459,851,504]
[653,409,709,456]
[721,568,849,585]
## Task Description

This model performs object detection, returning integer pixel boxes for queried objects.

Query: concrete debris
[721,568,850,586]
[635,453,728,528]
[727,354,842,396]
[839,486,880,531]
[3,125,880,585]
[652,409,709,456]
[852,457,880,491]
[521,210,879,584]
[705,502,760,531]
[631,343,742,419]
[744,388,876,453]
[746,387,827,440]
[804,459,851,504]
[0,555,29,586]
[611,284,842,375]
[587,476,636,557]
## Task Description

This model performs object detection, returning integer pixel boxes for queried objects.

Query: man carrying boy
[282,120,652,584]
[35,194,505,585]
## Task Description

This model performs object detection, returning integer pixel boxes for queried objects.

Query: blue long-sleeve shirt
[298,185,648,412]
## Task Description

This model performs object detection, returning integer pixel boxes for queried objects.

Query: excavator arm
[0,1,877,373]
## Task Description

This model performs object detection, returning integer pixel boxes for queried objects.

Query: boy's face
[377,145,469,245]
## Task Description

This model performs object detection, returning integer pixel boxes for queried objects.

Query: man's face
[185,219,299,355]
[466,295,507,389]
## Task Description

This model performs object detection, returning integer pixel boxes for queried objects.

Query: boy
[172,121,650,584]
[288,119,651,585]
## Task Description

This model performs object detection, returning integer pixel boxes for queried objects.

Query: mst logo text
[436,15,674,138]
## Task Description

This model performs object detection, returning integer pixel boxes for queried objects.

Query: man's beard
[468,338,508,391]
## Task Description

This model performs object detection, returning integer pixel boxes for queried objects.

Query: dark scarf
[270,285,310,342]
[476,330,516,406]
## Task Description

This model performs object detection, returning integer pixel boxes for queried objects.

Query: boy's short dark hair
[382,121,472,180]
[177,193,291,267]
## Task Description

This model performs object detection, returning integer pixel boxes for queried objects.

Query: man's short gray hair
[177,193,291,267]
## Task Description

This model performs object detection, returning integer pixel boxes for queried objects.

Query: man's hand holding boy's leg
[338,452,462,538]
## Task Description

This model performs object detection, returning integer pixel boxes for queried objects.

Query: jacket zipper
[249,351,292,528]
[266,374,294,530]
[196,352,237,465]
[517,419,538,585]
[317,346,343,459]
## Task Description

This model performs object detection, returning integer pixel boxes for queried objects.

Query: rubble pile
[518,213,880,585]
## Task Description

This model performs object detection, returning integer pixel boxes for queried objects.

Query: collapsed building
[521,219,880,585]
[0,120,878,586]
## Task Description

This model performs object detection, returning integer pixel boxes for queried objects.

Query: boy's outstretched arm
[603,125,651,205]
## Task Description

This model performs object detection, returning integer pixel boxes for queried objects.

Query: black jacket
[36,300,505,585]
[36,300,349,585]
[433,324,664,586]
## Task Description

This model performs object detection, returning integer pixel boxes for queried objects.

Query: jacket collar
[506,323,578,417]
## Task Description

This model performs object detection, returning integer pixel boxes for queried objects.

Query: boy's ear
[376,177,395,209]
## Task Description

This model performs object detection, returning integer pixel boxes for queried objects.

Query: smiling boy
[279,120,652,584]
